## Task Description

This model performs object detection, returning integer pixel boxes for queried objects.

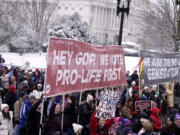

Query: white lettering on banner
[75,52,96,66]
[56,69,104,86]
[100,54,109,66]
[53,50,73,65]
[147,67,179,80]
[104,68,121,82]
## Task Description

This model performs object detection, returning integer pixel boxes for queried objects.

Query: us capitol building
[54,0,150,49]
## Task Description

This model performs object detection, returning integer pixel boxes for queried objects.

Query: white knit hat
[1,104,9,111]
[72,123,83,133]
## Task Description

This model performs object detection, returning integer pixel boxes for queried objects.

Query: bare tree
[0,0,59,53]
[139,0,180,52]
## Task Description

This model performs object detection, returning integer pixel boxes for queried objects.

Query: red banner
[135,100,152,111]
[44,38,127,97]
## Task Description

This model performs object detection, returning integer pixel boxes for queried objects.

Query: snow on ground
[1,52,139,73]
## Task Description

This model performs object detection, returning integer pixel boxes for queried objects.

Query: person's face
[167,119,172,126]
[37,86,42,90]
[30,99,35,104]
[127,71,130,75]
[116,104,121,109]
[175,119,180,128]
[11,76,16,82]
[3,106,9,113]
[55,105,61,114]
[98,120,105,128]
[128,101,133,107]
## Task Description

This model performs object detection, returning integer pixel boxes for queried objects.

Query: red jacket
[150,107,162,131]
[90,111,114,135]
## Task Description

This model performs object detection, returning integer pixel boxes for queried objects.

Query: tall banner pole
[77,91,82,123]
[39,98,45,135]
[61,94,65,131]
[95,89,99,107]
[39,38,50,135]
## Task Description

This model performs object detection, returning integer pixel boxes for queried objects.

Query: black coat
[80,102,94,126]
[174,83,180,97]
[45,102,62,135]
[63,103,75,131]
[26,100,41,135]
[4,91,16,111]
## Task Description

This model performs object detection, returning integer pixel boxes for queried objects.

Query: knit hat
[132,81,136,85]
[114,117,121,123]
[28,93,36,100]
[1,104,9,111]
[37,83,42,87]
[9,85,15,94]
[4,82,9,87]
[20,91,26,97]
[120,118,130,127]
[86,94,93,102]
[72,123,83,133]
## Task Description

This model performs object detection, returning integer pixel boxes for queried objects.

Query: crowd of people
[0,54,180,135]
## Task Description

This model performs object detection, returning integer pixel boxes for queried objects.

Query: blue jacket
[19,99,32,128]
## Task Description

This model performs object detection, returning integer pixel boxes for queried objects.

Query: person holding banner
[79,94,94,128]
[46,97,64,135]
[90,107,114,135]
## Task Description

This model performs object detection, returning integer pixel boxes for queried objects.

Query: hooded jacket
[19,99,32,128]
[90,111,113,135]
[3,85,16,111]
[166,83,174,107]
[150,107,162,131]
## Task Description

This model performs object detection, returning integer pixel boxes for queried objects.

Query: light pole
[116,0,131,46]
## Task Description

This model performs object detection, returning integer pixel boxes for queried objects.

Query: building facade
[54,0,150,46]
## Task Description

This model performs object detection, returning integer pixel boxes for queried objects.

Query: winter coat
[131,73,138,82]
[174,125,180,135]
[161,99,168,116]
[3,89,17,111]
[150,107,162,132]
[46,102,62,135]
[63,103,75,132]
[32,90,42,100]
[80,101,94,126]
[26,100,41,135]
[14,97,25,122]
[174,82,180,97]
[166,83,174,107]
[19,99,32,128]
[122,104,132,120]
[0,111,13,135]
[149,91,156,102]
[161,124,175,135]
[90,111,113,135]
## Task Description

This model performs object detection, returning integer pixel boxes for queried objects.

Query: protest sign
[135,100,152,111]
[109,122,121,135]
[95,89,121,120]
[44,38,127,97]
[140,50,180,85]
